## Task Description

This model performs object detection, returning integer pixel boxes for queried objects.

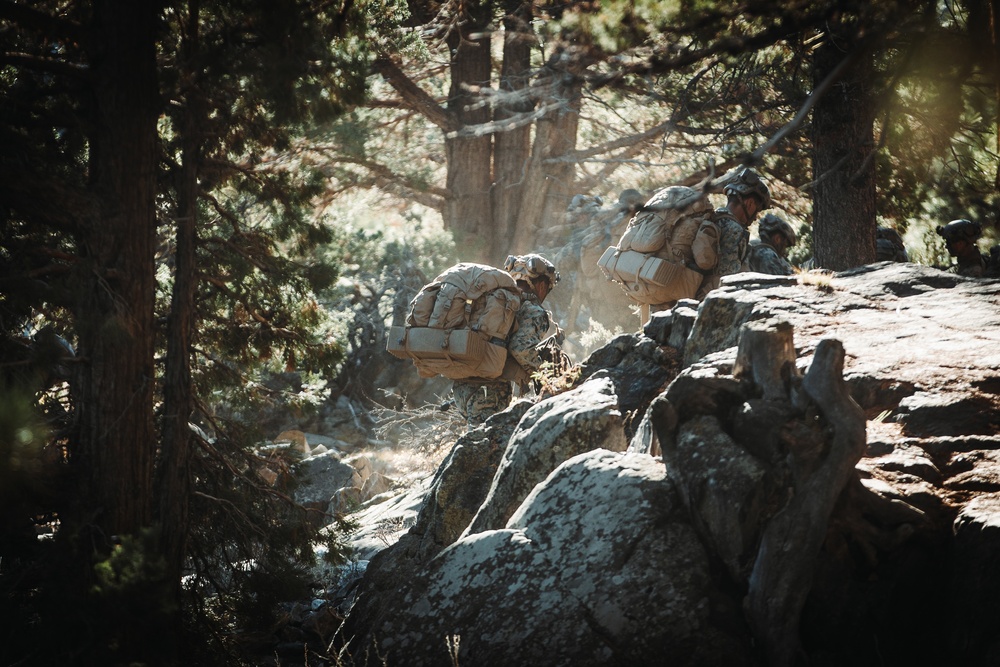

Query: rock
[360,470,393,500]
[292,450,356,508]
[340,402,532,645]
[576,334,680,434]
[949,494,1000,660]
[330,486,362,515]
[338,264,1000,667]
[348,451,751,667]
[339,479,432,561]
[275,429,310,456]
[462,376,627,537]
[667,413,773,581]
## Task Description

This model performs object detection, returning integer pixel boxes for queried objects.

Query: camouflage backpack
[386,263,522,380]
[598,185,715,305]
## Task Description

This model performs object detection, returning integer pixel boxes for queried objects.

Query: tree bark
[158,0,200,606]
[74,0,159,538]
[810,33,877,270]
[746,338,867,667]
[444,0,494,261]
[490,0,534,260]
[511,67,582,253]
[966,0,1000,190]
[65,3,162,662]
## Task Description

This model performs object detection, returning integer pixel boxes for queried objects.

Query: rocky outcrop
[337,263,1000,667]
[349,451,750,667]
[462,376,627,537]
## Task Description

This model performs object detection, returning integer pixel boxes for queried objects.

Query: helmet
[724,168,771,209]
[758,213,797,245]
[617,189,646,211]
[504,254,560,286]
[876,226,908,262]
[936,219,982,243]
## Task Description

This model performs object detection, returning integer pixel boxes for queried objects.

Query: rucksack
[597,185,715,305]
[386,263,522,380]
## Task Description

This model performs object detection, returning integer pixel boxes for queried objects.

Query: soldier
[451,254,561,426]
[876,226,909,262]
[747,213,797,275]
[561,189,646,331]
[695,167,772,298]
[936,219,1000,278]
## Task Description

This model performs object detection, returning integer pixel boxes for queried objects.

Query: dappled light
[3,0,1000,665]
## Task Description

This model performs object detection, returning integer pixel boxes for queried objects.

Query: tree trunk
[967,0,1000,190]
[810,35,877,270]
[444,1,494,261]
[66,2,163,662]
[74,0,159,539]
[158,0,200,606]
[511,69,582,253]
[490,0,534,261]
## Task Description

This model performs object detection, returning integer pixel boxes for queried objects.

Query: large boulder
[347,451,751,667]
[462,376,627,536]
[340,402,532,644]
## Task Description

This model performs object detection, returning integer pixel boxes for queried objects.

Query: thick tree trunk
[511,71,582,253]
[810,36,877,270]
[444,1,494,261]
[74,0,158,538]
[746,337,867,667]
[490,0,534,261]
[65,2,163,663]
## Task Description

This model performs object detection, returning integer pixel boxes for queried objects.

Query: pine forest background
[2,0,1000,664]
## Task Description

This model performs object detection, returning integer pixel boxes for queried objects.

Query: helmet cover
[758,213,796,245]
[504,254,560,286]
[936,219,982,243]
[723,168,771,209]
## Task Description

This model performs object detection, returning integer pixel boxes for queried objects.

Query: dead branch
[746,338,866,667]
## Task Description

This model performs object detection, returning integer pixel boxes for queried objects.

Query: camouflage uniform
[876,226,908,263]
[452,292,551,426]
[714,210,751,276]
[451,379,512,427]
[747,238,793,275]
[937,219,1000,278]
[691,210,750,299]
[952,252,995,278]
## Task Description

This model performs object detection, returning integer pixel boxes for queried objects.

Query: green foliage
[1,0,408,663]
[0,383,56,558]
[91,530,173,612]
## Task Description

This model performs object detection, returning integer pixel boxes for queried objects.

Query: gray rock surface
[337,264,1000,667]
[462,376,627,537]
[353,451,750,667]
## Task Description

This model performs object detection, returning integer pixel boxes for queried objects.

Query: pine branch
[374,55,457,133]
[0,0,85,43]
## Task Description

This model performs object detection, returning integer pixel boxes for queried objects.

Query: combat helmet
[936,219,982,243]
[504,253,560,286]
[876,226,908,262]
[758,213,797,245]
[724,168,771,209]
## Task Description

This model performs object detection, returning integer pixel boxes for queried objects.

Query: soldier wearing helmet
[694,167,772,296]
[936,219,999,278]
[747,213,798,276]
[451,253,563,426]
[876,226,909,263]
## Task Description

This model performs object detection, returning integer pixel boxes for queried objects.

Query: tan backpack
[386,263,522,380]
[597,185,715,305]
